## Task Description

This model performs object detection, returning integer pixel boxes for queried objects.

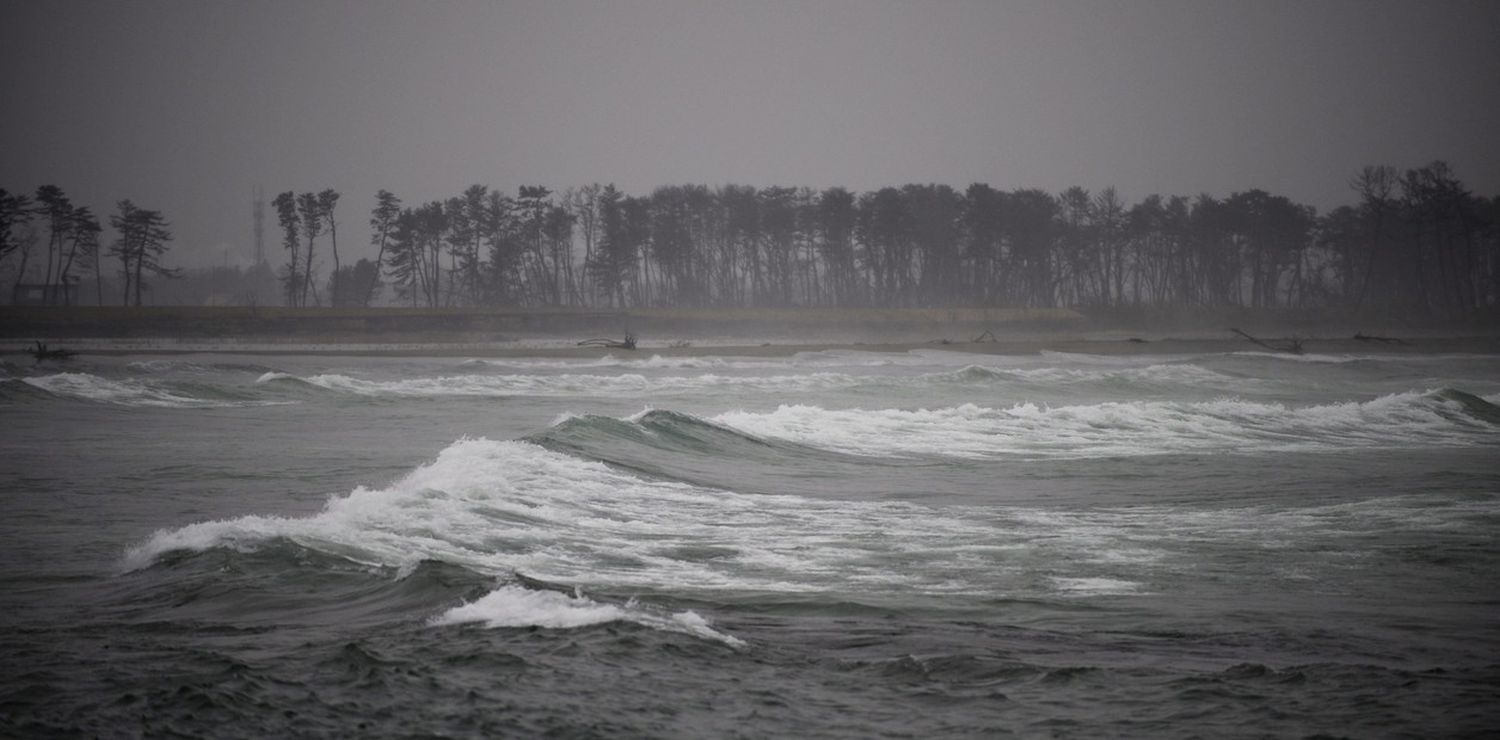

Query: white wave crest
[1229,351,1370,364]
[457,353,817,371]
[432,584,744,647]
[121,436,1500,611]
[933,362,1245,388]
[21,372,270,408]
[256,371,862,398]
[1050,576,1144,595]
[712,391,1498,460]
[119,438,1042,601]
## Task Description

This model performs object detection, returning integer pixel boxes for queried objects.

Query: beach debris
[972,329,996,343]
[1230,328,1304,355]
[1127,337,1149,343]
[1353,332,1405,344]
[928,338,954,345]
[29,341,77,361]
[577,332,637,350]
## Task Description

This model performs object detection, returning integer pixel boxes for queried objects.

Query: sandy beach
[8,331,1499,359]
[5,305,1497,358]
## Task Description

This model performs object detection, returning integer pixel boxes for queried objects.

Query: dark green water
[3,349,1498,737]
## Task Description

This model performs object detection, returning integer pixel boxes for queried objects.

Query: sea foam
[120,432,1500,620]
[21,372,276,408]
[432,584,745,647]
[712,390,1499,460]
[254,370,861,398]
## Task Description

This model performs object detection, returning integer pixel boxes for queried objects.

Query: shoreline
[6,333,1499,358]
[5,305,1497,358]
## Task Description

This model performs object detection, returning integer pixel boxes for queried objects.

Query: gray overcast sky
[2,0,1498,266]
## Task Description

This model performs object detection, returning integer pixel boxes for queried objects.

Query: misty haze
[2,1,1498,738]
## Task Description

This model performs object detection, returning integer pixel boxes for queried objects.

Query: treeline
[354,162,1496,318]
[4,162,1496,317]
[0,186,176,306]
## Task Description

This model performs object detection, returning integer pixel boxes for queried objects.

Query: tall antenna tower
[252,185,266,266]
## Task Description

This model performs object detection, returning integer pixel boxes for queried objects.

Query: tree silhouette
[317,189,341,305]
[295,192,324,306]
[366,190,401,306]
[0,188,33,273]
[107,200,176,306]
[272,191,301,305]
[316,165,1495,317]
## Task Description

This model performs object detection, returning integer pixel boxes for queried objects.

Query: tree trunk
[328,219,340,307]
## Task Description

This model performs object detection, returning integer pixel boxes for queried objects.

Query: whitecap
[23,372,274,408]
[431,584,745,647]
[1050,576,1143,595]
[712,391,1499,460]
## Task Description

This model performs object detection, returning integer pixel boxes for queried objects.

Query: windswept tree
[758,186,800,306]
[385,201,449,307]
[1346,165,1399,308]
[416,201,447,306]
[1400,161,1481,318]
[56,206,101,305]
[515,185,553,304]
[295,192,324,306]
[814,187,858,305]
[383,208,422,306]
[648,186,697,306]
[107,200,176,306]
[959,183,1005,305]
[450,185,488,305]
[34,185,74,302]
[0,188,34,273]
[272,191,301,305]
[543,201,576,305]
[567,184,602,305]
[317,189,341,305]
[904,184,962,307]
[856,187,910,306]
[480,189,518,305]
[366,189,402,305]
[69,207,106,306]
[1218,189,1315,308]
[587,185,632,307]
[1093,187,1128,306]
[1005,189,1059,307]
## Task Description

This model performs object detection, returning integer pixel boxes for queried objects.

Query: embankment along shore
[2,305,1496,357]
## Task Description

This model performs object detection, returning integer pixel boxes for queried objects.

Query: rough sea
[2,347,1498,738]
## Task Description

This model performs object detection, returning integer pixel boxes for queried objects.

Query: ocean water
[2,347,1498,737]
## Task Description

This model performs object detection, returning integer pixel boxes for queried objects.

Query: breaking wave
[10,372,285,408]
[712,388,1500,459]
[118,435,1175,618]
[255,370,864,397]
[432,584,744,647]
[121,426,1500,627]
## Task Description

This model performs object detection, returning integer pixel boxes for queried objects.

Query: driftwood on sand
[29,341,77,361]
[1353,332,1405,344]
[577,332,637,350]
[1229,328,1304,355]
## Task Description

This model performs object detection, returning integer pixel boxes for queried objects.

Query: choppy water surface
[2,348,1498,737]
